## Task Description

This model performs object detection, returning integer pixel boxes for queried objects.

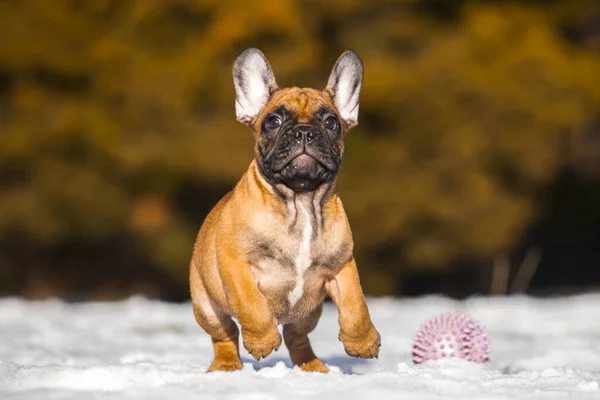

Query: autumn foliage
[1,0,599,299]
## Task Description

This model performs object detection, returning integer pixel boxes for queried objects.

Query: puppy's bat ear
[232,48,278,125]
[325,50,364,129]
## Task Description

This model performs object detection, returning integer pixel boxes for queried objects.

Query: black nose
[292,125,315,144]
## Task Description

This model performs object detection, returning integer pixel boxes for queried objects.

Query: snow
[1,294,600,399]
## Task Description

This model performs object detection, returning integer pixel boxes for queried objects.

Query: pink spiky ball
[412,312,491,364]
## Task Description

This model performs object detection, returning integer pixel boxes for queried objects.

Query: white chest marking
[288,200,314,307]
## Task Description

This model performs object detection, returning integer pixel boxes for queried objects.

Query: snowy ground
[1,295,600,399]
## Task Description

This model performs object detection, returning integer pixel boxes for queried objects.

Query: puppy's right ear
[232,48,278,125]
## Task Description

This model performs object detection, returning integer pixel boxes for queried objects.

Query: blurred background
[0,0,599,302]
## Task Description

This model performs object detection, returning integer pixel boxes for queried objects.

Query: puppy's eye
[324,116,338,131]
[264,115,282,130]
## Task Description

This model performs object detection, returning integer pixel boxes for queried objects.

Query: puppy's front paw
[339,323,381,359]
[242,321,282,361]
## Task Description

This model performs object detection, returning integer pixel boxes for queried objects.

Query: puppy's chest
[247,201,349,322]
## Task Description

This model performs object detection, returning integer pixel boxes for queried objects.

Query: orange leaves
[1,0,600,296]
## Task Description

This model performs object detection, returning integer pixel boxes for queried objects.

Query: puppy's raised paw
[339,323,381,359]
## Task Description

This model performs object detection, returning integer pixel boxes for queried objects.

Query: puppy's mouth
[280,153,320,173]
[276,153,329,193]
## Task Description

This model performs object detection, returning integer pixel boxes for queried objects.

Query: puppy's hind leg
[283,304,329,373]
[190,265,242,372]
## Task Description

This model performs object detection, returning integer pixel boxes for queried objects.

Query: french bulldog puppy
[189,48,380,373]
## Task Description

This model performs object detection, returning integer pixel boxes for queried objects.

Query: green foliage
[0,0,599,297]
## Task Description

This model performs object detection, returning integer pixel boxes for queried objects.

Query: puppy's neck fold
[246,161,337,211]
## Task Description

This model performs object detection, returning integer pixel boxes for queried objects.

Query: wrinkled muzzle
[260,124,341,193]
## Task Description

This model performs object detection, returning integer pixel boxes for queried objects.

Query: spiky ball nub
[412,312,491,364]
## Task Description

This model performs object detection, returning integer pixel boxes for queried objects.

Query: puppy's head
[233,48,363,193]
